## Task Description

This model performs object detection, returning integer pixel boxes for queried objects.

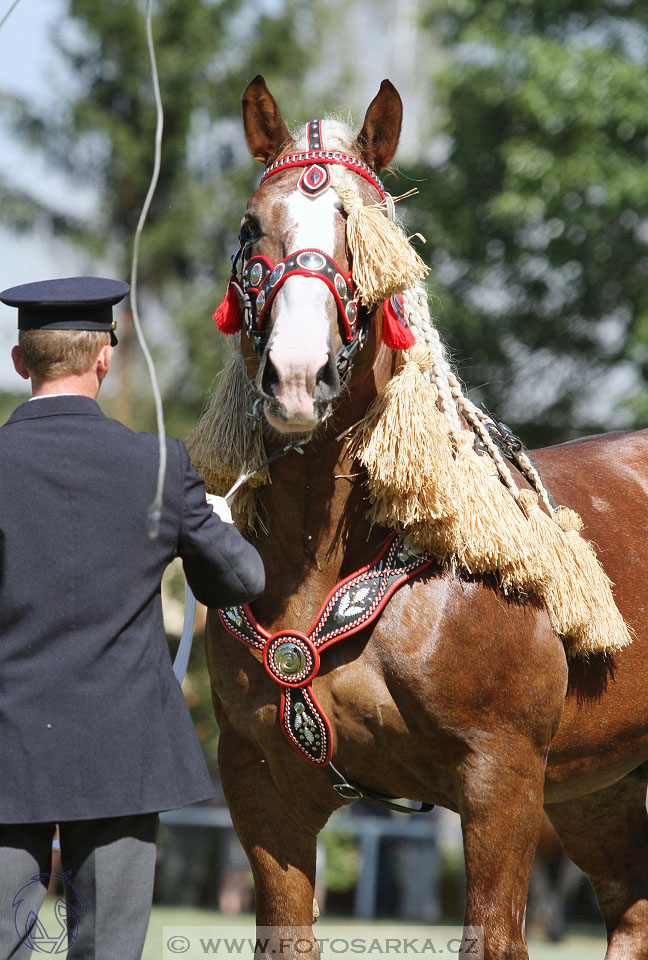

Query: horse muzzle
[256,345,340,433]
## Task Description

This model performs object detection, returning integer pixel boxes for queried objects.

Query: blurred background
[2,0,646,952]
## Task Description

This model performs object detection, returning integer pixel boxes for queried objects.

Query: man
[0,276,265,959]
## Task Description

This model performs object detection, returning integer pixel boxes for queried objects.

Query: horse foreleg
[546,770,648,959]
[459,742,548,960]
[218,721,330,960]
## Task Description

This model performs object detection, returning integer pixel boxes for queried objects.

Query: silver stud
[334,274,347,298]
[297,251,326,271]
[268,263,285,287]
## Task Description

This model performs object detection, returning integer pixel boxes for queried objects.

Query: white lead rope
[131,0,167,540]
[0,0,21,29]
[173,581,197,682]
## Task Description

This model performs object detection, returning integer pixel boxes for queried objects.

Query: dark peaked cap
[0,276,130,346]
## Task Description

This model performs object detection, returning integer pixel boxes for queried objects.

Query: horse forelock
[291,117,358,155]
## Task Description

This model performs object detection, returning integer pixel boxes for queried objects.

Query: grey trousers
[0,813,158,960]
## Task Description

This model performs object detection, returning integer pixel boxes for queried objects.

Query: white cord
[129,0,167,538]
[0,0,21,30]
[173,581,197,683]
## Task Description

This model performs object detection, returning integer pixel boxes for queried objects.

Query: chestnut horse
[204,76,648,960]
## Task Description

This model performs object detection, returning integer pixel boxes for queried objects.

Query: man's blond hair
[19,330,111,381]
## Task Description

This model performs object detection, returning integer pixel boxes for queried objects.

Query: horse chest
[210,535,449,763]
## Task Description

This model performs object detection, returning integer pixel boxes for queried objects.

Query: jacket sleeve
[174,440,265,608]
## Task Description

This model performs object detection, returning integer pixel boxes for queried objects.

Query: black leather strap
[326,762,434,815]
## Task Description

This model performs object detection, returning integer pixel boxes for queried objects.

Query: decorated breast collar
[219,534,433,766]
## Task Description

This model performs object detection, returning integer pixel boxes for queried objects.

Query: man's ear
[96,344,113,382]
[11,345,30,380]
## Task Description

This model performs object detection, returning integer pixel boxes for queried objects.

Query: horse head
[233,75,403,435]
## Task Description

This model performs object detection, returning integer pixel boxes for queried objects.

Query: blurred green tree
[412,0,648,445]
[0,0,325,435]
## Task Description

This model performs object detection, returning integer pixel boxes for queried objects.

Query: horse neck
[259,340,395,574]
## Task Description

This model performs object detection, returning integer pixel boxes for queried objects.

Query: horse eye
[239,216,261,247]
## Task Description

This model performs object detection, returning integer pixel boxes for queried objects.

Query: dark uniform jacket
[0,395,265,823]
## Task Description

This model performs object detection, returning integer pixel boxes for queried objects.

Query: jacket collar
[4,395,105,424]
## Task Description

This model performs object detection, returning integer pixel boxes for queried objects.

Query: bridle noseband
[242,248,358,339]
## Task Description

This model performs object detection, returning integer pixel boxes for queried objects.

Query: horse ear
[357,79,403,172]
[241,75,292,165]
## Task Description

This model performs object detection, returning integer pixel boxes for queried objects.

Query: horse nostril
[260,352,280,399]
[314,351,340,403]
[316,361,334,388]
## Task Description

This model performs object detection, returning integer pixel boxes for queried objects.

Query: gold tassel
[349,342,461,530]
[186,343,267,533]
[437,438,551,593]
[334,183,429,306]
[350,342,549,592]
[553,506,632,657]
[517,493,632,657]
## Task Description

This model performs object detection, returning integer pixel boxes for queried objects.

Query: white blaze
[266,188,338,427]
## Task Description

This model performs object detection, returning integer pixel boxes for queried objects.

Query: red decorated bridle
[214,120,415,374]
[241,248,358,343]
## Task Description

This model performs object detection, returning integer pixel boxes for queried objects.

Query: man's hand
[205,493,234,524]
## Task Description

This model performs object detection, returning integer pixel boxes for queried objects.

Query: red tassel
[213,280,243,334]
[381,294,415,350]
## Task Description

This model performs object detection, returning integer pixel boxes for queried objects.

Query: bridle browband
[259,119,387,199]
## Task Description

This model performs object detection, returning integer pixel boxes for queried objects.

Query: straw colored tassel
[553,505,632,657]
[186,342,267,533]
[517,493,632,656]
[334,183,429,306]
[349,342,461,529]
[440,439,551,593]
